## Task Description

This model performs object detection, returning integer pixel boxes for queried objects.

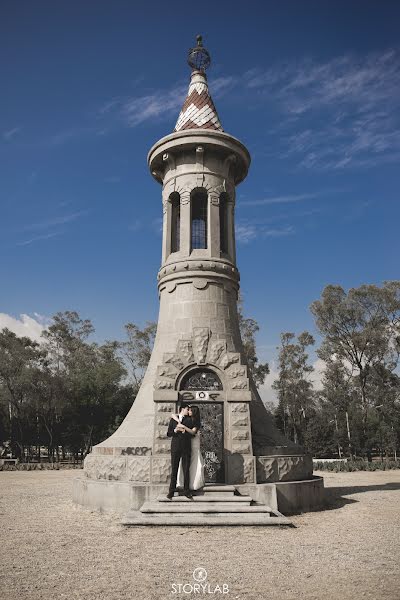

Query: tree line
[272,282,400,460]
[0,282,399,462]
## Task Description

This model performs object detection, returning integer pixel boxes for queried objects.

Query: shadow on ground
[319,481,400,512]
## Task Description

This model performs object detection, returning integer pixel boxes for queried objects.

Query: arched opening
[169,192,180,253]
[179,367,224,484]
[191,188,208,250]
[219,192,229,254]
[180,368,223,391]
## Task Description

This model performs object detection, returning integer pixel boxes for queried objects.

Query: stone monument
[73,36,324,517]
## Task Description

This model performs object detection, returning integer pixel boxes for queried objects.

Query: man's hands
[174,424,186,433]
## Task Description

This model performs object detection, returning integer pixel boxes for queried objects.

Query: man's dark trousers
[167,416,192,494]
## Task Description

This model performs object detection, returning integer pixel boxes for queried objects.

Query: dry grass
[1,469,399,600]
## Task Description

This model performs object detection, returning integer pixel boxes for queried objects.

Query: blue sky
[1,1,399,399]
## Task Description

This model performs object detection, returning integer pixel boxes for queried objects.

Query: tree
[237,299,269,388]
[0,329,42,458]
[319,358,354,458]
[120,322,157,390]
[310,282,400,444]
[272,331,315,446]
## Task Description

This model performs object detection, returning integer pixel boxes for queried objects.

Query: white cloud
[235,221,294,243]
[3,127,21,141]
[16,232,63,247]
[235,223,258,243]
[0,313,47,342]
[20,211,88,232]
[244,193,317,207]
[243,49,400,170]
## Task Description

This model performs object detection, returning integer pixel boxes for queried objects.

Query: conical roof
[174,70,223,132]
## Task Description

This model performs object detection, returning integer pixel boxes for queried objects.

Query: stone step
[157,494,252,503]
[140,502,273,514]
[122,512,293,526]
[195,491,236,498]
[202,485,236,492]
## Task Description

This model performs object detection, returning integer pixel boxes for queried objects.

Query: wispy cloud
[98,75,238,129]
[235,222,294,243]
[20,211,88,232]
[99,84,186,128]
[16,231,63,247]
[15,210,88,247]
[3,127,21,141]
[243,192,318,207]
[246,49,400,170]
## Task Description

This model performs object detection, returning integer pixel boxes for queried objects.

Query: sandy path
[0,469,399,600]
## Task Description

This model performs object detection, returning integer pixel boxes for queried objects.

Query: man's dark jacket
[166,415,193,447]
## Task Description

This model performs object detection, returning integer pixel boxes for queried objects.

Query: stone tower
[74,37,318,514]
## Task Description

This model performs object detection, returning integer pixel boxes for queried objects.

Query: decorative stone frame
[152,326,256,485]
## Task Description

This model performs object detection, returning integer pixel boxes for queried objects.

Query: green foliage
[272,331,315,446]
[0,312,140,461]
[238,298,269,388]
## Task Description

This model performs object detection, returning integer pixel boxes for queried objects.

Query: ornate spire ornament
[175,36,222,132]
[187,35,211,72]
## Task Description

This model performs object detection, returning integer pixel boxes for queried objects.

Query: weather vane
[187,35,211,72]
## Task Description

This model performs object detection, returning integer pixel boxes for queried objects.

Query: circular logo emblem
[193,567,208,582]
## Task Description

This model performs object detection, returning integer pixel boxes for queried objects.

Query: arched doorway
[180,368,224,483]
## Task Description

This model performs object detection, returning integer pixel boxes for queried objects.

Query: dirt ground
[0,469,399,600]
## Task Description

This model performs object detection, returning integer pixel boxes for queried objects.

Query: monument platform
[72,476,325,518]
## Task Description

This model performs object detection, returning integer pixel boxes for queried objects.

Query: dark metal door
[198,402,224,484]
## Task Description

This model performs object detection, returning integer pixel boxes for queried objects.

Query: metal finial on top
[187,34,211,72]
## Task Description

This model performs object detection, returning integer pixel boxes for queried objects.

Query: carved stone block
[229,366,246,379]
[232,429,249,440]
[126,457,151,482]
[177,339,194,364]
[243,457,255,483]
[231,441,251,454]
[153,441,170,454]
[193,327,209,364]
[219,352,240,369]
[226,454,255,484]
[156,414,171,427]
[231,414,249,427]
[84,456,126,481]
[151,457,172,483]
[83,455,97,479]
[157,403,176,413]
[231,403,248,413]
[232,379,248,390]
[208,340,226,364]
[154,427,169,440]
[154,379,174,390]
[256,457,278,482]
[165,353,185,371]
[278,455,313,481]
[157,365,177,379]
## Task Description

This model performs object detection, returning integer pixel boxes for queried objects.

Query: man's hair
[178,402,190,411]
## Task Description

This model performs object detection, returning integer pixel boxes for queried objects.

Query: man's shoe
[166,492,174,500]
[184,492,193,499]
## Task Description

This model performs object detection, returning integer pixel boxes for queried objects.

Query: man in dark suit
[166,402,193,500]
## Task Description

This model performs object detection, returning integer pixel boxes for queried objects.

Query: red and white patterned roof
[174,70,223,132]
